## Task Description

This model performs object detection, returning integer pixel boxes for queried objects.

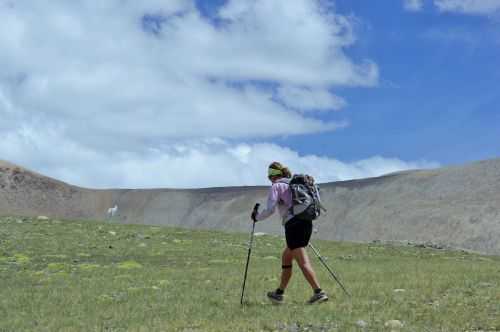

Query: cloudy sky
[1,0,499,188]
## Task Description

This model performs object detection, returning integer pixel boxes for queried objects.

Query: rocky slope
[1,158,499,255]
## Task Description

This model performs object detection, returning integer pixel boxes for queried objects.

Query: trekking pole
[240,203,260,305]
[309,242,351,298]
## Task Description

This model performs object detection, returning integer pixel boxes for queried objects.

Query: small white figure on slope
[107,205,118,218]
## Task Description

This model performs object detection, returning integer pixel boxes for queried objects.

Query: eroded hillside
[1,159,499,254]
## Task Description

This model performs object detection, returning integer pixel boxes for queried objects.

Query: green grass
[0,216,499,332]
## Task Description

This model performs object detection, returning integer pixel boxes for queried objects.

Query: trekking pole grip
[251,203,260,222]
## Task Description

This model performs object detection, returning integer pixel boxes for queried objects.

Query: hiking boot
[267,290,284,304]
[307,291,328,304]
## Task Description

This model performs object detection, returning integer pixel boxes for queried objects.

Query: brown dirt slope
[0,160,112,220]
[1,158,499,255]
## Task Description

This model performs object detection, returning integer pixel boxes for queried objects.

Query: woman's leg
[291,247,321,290]
[279,247,293,290]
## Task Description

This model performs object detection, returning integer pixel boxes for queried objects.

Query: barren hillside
[1,158,499,254]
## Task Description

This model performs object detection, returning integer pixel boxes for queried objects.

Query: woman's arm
[255,184,279,221]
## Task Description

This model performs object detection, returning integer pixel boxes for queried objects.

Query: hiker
[251,161,328,304]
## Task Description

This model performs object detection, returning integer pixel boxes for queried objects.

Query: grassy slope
[0,217,499,332]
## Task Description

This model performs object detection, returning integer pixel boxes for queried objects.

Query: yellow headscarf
[268,168,282,177]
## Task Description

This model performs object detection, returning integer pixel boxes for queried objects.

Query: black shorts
[284,217,313,250]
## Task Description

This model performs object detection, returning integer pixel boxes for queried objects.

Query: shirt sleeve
[255,184,279,221]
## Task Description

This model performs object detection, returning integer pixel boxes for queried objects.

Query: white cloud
[434,0,500,15]
[0,126,439,189]
[276,85,347,111]
[0,0,421,190]
[214,0,378,86]
[404,0,424,11]
[0,0,378,152]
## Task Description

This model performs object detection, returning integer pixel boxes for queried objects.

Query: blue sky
[0,0,499,188]
[197,0,500,164]
[331,0,500,164]
[283,1,499,165]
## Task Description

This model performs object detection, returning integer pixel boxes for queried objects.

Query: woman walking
[251,162,328,304]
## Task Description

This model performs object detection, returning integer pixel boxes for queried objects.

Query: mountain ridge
[1,158,499,254]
